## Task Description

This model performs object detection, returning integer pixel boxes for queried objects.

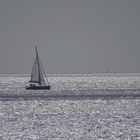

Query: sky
[0,0,140,74]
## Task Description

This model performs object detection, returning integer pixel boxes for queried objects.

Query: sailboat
[26,46,51,90]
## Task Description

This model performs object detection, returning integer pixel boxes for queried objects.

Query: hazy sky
[0,0,140,73]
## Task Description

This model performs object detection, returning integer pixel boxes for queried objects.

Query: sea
[0,74,140,140]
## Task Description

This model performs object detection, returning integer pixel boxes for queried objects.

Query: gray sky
[0,0,140,73]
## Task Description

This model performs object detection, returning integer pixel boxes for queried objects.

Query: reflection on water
[0,74,140,139]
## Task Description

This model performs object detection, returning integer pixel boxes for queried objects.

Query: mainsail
[29,46,48,86]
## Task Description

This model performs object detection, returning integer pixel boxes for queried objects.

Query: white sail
[29,46,48,86]
[30,57,39,83]
[38,58,47,86]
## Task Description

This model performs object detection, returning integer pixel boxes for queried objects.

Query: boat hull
[26,85,51,90]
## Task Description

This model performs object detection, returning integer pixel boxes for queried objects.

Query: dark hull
[26,85,51,90]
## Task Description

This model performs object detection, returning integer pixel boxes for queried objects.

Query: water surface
[0,74,140,139]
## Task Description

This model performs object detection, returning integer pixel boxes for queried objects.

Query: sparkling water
[0,74,140,139]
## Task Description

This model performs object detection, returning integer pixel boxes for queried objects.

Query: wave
[0,89,140,101]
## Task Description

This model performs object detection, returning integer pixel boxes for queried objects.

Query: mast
[30,46,48,86]
[35,46,41,85]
